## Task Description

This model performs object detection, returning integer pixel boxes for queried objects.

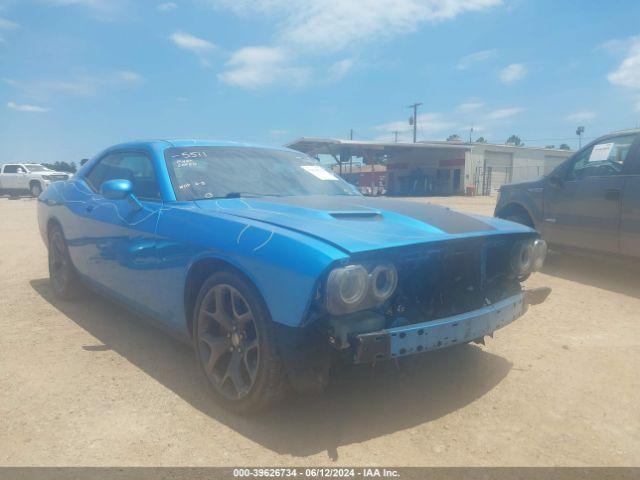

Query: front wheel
[193,271,287,412]
[30,182,43,197]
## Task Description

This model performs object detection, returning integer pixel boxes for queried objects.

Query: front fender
[496,186,544,230]
[157,206,348,329]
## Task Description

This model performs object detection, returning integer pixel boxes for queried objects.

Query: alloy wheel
[197,284,260,400]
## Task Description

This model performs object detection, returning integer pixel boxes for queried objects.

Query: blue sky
[1,0,640,165]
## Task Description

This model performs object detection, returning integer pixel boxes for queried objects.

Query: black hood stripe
[255,196,495,234]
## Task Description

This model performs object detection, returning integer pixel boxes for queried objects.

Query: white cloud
[207,0,501,53]
[169,31,216,53]
[207,0,502,88]
[374,112,456,135]
[598,36,640,54]
[4,70,143,98]
[456,49,496,70]
[456,101,484,112]
[327,58,354,81]
[499,63,526,84]
[42,0,127,18]
[157,2,177,11]
[269,129,290,136]
[115,70,143,83]
[486,107,524,120]
[565,110,597,122]
[219,46,311,89]
[607,37,640,89]
[0,16,18,29]
[7,101,50,112]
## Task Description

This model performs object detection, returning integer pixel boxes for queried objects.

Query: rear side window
[567,134,638,180]
[3,165,19,173]
[85,152,161,200]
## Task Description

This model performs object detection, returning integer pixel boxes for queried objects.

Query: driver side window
[567,134,637,181]
[85,152,160,200]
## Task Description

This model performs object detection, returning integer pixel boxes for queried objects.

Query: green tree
[475,137,487,143]
[506,135,523,146]
[447,134,461,141]
[42,161,77,173]
[545,145,556,149]
[559,144,571,150]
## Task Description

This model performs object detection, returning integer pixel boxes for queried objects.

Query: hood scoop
[329,210,382,220]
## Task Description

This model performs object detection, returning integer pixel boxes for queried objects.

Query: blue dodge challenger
[38,140,550,411]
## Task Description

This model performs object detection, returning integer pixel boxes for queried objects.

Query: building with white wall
[287,137,573,196]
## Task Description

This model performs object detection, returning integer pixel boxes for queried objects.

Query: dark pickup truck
[495,129,640,258]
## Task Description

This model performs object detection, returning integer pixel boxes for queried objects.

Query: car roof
[105,139,294,153]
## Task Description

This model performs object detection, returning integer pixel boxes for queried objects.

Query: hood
[196,195,533,254]
[500,178,544,191]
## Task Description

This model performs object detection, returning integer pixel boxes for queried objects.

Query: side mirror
[548,176,563,188]
[101,179,133,199]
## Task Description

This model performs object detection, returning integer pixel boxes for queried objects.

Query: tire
[30,182,42,197]
[193,271,288,412]
[48,225,82,300]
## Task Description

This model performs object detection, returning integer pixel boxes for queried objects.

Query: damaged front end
[277,234,550,394]
[319,234,549,364]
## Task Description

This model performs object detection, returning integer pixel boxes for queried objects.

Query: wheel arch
[29,179,42,189]
[183,256,269,338]
[496,202,535,228]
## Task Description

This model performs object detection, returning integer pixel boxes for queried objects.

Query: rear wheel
[30,182,42,197]
[48,226,82,300]
[193,271,287,412]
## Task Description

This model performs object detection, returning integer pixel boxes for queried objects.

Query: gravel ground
[1,195,639,466]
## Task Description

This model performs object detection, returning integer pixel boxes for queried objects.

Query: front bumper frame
[353,290,547,364]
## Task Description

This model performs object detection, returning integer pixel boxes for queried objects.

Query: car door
[620,140,640,257]
[1,164,22,189]
[543,133,640,254]
[72,151,163,312]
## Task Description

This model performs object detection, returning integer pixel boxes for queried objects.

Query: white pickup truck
[0,163,71,197]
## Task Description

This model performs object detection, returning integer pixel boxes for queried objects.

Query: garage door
[544,155,567,174]
[485,151,513,195]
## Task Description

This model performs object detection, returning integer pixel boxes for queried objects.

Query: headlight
[511,238,547,277]
[326,263,398,315]
[511,241,534,276]
[41,175,53,181]
[370,264,398,302]
[327,265,368,314]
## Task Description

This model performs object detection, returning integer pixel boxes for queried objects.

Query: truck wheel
[48,225,82,300]
[30,182,43,197]
[193,271,288,412]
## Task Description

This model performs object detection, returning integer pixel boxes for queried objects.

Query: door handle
[604,189,621,201]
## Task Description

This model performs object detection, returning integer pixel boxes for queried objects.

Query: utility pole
[407,102,422,143]
[576,126,585,149]
[394,130,399,143]
[349,129,354,140]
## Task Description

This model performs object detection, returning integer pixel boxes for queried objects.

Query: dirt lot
[1,195,639,466]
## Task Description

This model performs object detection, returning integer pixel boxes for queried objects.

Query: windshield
[164,146,360,201]
[25,165,49,172]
